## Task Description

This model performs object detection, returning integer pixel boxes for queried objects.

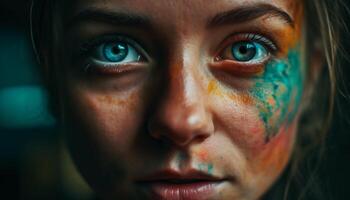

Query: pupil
[112,45,122,55]
[239,45,248,54]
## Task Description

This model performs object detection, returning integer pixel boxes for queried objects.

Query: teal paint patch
[250,46,304,140]
[198,163,214,175]
[207,164,213,174]
[198,163,206,171]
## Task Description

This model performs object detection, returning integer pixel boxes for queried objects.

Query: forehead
[63,0,301,23]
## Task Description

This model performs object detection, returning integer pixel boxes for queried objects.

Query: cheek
[63,86,145,153]
[208,46,303,188]
[247,121,297,197]
[251,121,297,176]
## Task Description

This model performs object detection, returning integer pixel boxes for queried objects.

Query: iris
[92,39,142,65]
[103,42,128,62]
[231,42,267,62]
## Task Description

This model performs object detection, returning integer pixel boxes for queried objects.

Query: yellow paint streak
[207,80,220,95]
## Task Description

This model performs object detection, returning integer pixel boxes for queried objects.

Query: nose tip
[149,105,213,146]
[148,73,214,146]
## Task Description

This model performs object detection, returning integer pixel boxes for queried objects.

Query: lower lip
[142,181,220,200]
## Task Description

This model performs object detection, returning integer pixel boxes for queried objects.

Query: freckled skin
[55,0,310,199]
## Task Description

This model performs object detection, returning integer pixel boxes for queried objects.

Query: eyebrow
[208,3,294,28]
[68,8,151,28]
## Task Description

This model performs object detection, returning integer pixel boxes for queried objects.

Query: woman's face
[58,0,305,199]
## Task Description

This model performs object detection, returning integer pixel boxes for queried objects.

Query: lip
[136,169,226,200]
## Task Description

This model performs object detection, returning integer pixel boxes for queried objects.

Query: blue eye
[231,42,268,62]
[103,42,128,62]
[93,41,141,64]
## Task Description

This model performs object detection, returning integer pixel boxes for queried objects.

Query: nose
[149,60,214,147]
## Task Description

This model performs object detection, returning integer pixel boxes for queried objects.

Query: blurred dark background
[0,1,94,199]
[0,1,349,200]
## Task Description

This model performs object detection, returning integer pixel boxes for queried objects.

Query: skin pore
[54,0,307,199]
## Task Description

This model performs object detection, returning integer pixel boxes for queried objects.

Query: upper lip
[136,169,224,183]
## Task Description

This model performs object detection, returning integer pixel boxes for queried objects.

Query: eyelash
[215,33,278,60]
[80,35,140,55]
[242,33,278,51]
[76,33,277,76]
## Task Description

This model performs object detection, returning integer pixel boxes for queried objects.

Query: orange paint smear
[267,96,276,107]
[98,95,127,105]
[276,3,304,57]
[252,122,296,176]
[197,149,209,161]
[97,92,138,107]
[208,80,255,105]
[229,93,255,105]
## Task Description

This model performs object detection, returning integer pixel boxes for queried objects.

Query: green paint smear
[250,46,304,140]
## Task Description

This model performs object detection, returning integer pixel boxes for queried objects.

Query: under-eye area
[211,33,278,78]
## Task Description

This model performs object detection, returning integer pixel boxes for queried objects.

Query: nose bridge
[165,52,205,130]
[150,46,213,146]
[168,59,202,121]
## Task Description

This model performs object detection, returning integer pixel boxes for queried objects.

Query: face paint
[250,45,304,141]
[208,79,255,106]
[198,163,214,175]
[197,149,209,161]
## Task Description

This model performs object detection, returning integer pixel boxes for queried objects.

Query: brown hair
[278,0,348,199]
